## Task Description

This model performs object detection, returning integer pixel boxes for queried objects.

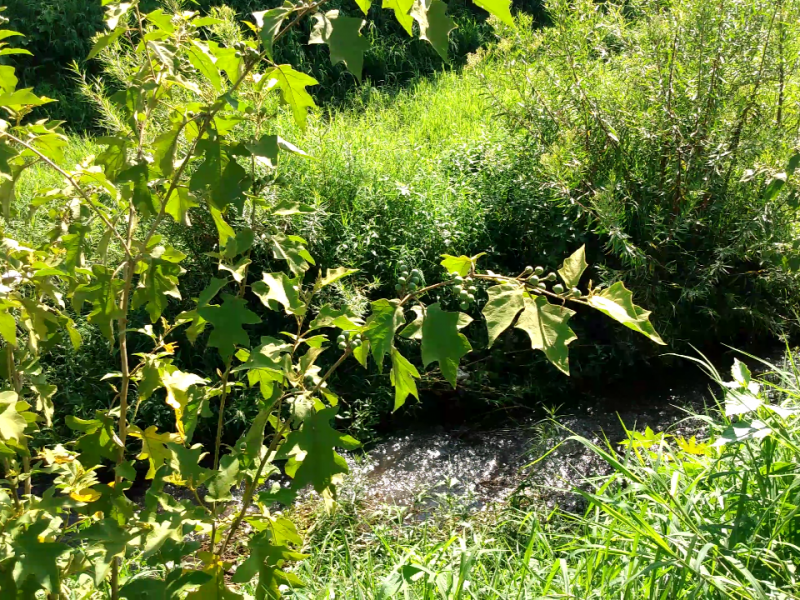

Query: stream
[332,362,721,517]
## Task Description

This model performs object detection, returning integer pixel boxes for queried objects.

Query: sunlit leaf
[390,348,420,411]
[482,283,524,347]
[410,0,456,62]
[514,294,576,375]
[558,245,588,288]
[587,282,665,345]
[310,11,370,82]
[420,303,472,387]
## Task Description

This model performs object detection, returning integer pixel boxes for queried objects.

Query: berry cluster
[233,41,260,61]
[396,263,423,294]
[522,266,581,297]
[337,332,363,351]
[451,273,477,311]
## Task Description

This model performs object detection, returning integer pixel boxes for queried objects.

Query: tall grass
[287,349,800,598]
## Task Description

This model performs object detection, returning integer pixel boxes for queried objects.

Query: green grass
[274,349,800,599]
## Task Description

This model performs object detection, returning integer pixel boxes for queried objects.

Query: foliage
[286,350,800,599]
[1,0,514,131]
[0,4,661,599]
[489,0,800,342]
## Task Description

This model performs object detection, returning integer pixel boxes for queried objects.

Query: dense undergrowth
[8,0,800,442]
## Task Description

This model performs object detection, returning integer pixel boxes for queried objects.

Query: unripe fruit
[572,287,581,297]
[400,270,409,278]
[353,339,362,348]
[538,282,547,290]
[459,289,469,300]
[398,276,407,285]
[409,283,418,291]
[338,341,347,350]
[410,276,420,285]
[239,441,247,452]
[398,263,407,272]
[337,334,346,344]
[535,266,544,276]
[468,286,477,294]
[529,275,540,285]
[454,285,463,295]
[467,293,476,302]
[524,266,533,274]
[460,302,469,311]
[454,276,464,284]
[553,284,565,294]
[546,272,557,282]
[395,283,403,292]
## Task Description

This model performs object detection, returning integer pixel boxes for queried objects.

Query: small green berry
[546,272,557,282]
[460,302,469,311]
[572,287,581,297]
[538,282,547,290]
[338,341,347,350]
[529,275,540,285]
[467,293,476,302]
[398,276,407,285]
[409,283,418,292]
[535,266,544,276]
[524,266,533,274]
[553,284,565,294]
[395,283,403,292]
[454,275,464,284]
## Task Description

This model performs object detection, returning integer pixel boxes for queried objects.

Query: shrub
[489,0,800,344]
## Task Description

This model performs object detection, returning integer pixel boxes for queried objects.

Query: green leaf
[165,188,199,227]
[587,282,665,345]
[118,163,158,217]
[121,569,213,600]
[31,383,56,428]
[270,233,315,276]
[152,119,183,178]
[514,294,577,375]
[482,283,524,348]
[205,455,240,502]
[84,518,135,584]
[165,442,213,488]
[187,41,222,92]
[87,26,127,61]
[440,254,472,277]
[473,0,513,26]
[355,0,372,14]
[263,64,318,129]
[399,304,425,340]
[383,0,415,35]
[0,88,54,109]
[0,391,25,445]
[309,304,363,331]
[67,412,119,467]
[271,198,314,216]
[209,205,235,247]
[190,142,251,212]
[12,518,71,593]
[310,11,370,83]
[198,294,261,360]
[420,303,472,388]
[178,277,227,343]
[280,406,360,493]
[252,272,305,316]
[364,299,405,372]
[72,266,124,342]
[132,257,185,323]
[390,348,420,412]
[0,305,16,346]
[253,6,292,60]
[186,567,243,600]
[318,266,359,289]
[129,425,182,479]
[558,245,588,288]
[231,531,307,600]
[410,0,456,62]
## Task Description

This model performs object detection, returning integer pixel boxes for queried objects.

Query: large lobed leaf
[587,282,665,345]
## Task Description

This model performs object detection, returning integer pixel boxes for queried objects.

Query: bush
[489,0,800,344]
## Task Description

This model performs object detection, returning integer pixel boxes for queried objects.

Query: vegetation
[292,350,800,599]
[0,1,665,598]
[0,0,799,597]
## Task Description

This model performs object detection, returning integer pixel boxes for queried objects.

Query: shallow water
[336,371,716,516]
